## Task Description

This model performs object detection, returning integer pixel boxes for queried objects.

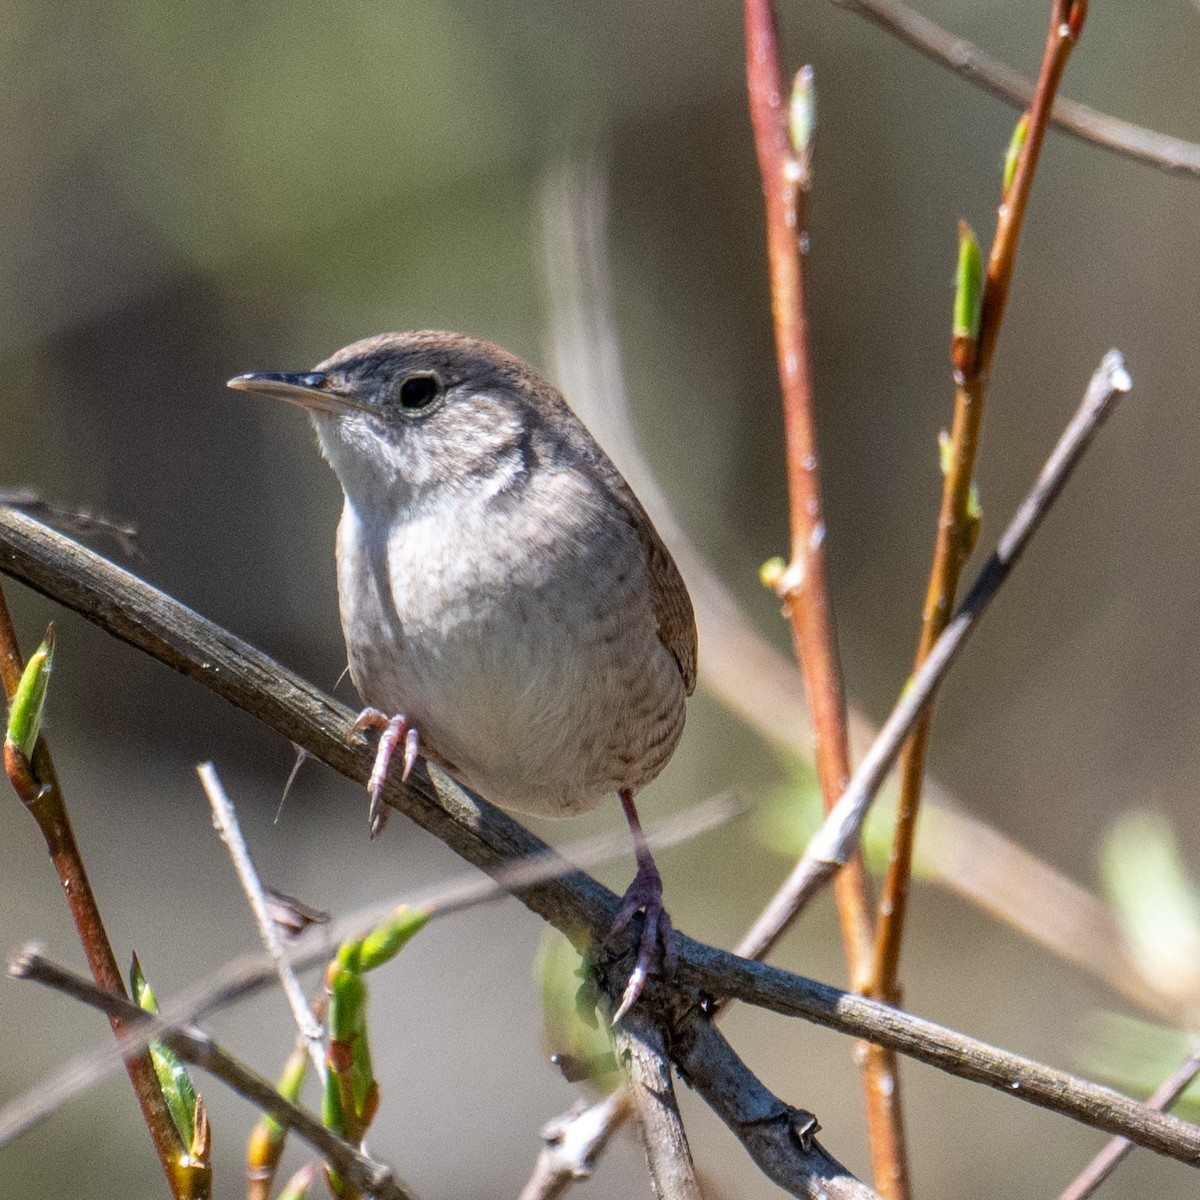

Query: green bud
[5,626,54,761]
[1004,115,1029,196]
[788,65,816,159]
[952,221,983,346]
[131,954,200,1154]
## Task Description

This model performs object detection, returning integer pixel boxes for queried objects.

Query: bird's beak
[226,371,371,418]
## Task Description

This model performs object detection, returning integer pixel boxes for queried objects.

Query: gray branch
[670,1003,875,1199]
[612,1009,702,1200]
[8,945,413,1200]
[832,0,1200,179]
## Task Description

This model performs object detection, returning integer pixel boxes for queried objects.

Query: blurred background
[1,0,1199,1196]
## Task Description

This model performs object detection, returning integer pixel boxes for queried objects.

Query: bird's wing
[596,465,698,696]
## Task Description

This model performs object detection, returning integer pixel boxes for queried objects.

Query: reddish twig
[870,0,1088,1008]
[742,2,909,1194]
[0,583,203,1198]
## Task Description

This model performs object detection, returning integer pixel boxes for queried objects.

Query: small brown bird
[229,331,697,1017]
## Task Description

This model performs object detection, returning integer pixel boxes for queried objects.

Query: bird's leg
[610,788,675,1022]
[350,707,421,839]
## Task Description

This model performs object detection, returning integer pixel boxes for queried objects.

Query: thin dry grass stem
[0,580,202,1199]
[830,0,1200,179]
[1057,1041,1200,1200]
[742,1,908,1192]
[870,0,1087,1006]
[198,762,325,1077]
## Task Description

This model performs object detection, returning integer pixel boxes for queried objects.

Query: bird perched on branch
[230,331,696,1019]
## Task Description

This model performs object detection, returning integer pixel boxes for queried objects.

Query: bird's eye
[397,373,440,410]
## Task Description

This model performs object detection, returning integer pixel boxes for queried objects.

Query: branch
[517,1091,633,1200]
[1057,1041,1200,1200]
[197,762,325,1076]
[742,1,904,1189]
[0,590,200,1196]
[612,1009,702,1200]
[8,945,416,1200]
[831,0,1200,179]
[670,1005,877,1199]
[871,0,1086,1013]
[736,351,1129,960]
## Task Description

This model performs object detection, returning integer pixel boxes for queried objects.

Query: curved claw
[609,857,674,1024]
[351,709,421,840]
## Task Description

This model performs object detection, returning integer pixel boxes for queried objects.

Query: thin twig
[737,350,1130,953]
[540,156,1167,1023]
[871,0,1087,1012]
[517,1091,633,1200]
[6,871,1200,1171]
[830,0,1200,179]
[1057,1041,1200,1200]
[0,582,199,1196]
[612,1009,702,1200]
[197,762,325,1076]
[8,945,416,1200]
[742,2,906,1191]
[0,792,734,1151]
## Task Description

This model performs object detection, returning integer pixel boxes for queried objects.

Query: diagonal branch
[1056,1040,1200,1200]
[8,945,415,1200]
[830,0,1200,179]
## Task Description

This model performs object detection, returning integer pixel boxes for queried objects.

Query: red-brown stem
[0,581,204,1199]
[870,1,1087,1003]
[743,2,910,1194]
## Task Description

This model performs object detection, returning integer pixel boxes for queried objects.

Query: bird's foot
[350,707,420,839]
[609,856,675,1023]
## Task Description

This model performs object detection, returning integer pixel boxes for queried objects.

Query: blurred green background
[2,1,1199,1196]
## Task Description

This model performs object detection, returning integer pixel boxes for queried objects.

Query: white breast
[335,468,686,817]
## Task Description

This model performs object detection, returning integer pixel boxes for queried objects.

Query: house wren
[229,331,697,1017]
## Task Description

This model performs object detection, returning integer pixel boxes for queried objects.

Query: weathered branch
[3,472,1199,1172]
[831,0,1200,179]
[612,1009,702,1200]
[517,1091,633,1200]
[8,945,414,1200]
[670,1004,875,1198]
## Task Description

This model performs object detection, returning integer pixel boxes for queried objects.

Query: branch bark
[3,482,1198,1174]
[612,1010,702,1200]
[831,0,1200,179]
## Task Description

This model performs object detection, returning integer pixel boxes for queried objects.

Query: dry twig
[198,762,325,1075]
[1057,1041,1200,1200]
[612,1009,702,1200]
[831,0,1200,179]
[8,945,413,1200]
